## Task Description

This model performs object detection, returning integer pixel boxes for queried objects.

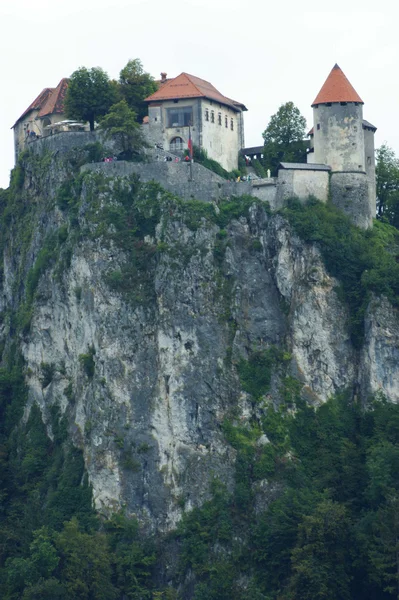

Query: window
[230,118,234,131]
[317,123,320,130]
[211,111,215,123]
[225,116,228,128]
[205,109,209,122]
[218,112,222,125]
[170,137,184,151]
[167,106,193,128]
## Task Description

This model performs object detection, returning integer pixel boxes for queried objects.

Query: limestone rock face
[360,297,399,402]
[4,165,399,531]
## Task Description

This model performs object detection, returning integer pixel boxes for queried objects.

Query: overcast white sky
[1,1,397,188]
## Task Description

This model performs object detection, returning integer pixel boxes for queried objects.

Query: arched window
[170,137,184,152]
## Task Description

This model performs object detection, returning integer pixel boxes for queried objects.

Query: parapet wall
[26,131,98,155]
[81,160,255,204]
[277,169,329,206]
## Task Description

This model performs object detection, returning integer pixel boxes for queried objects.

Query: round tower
[312,64,374,228]
[312,64,365,172]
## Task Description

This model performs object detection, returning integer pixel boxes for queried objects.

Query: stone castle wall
[81,160,255,204]
[313,103,365,171]
[26,131,374,228]
[26,131,98,155]
[277,169,330,207]
[330,171,372,229]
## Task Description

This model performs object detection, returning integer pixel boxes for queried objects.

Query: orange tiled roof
[12,78,69,128]
[145,72,246,112]
[13,87,54,127]
[38,78,69,117]
[312,64,363,106]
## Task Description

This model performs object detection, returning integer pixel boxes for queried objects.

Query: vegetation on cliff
[2,148,399,599]
[283,196,399,347]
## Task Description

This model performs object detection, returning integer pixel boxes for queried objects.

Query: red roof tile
[38,78,69,117]
[145,72,246,112]
[13,87,54,127]
[12,78,69,128]
[312,64,363,106]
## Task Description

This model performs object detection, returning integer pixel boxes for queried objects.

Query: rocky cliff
[2,147,399,534]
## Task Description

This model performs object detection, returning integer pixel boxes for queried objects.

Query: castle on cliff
[244,65,377,228]
[11,64,377,228]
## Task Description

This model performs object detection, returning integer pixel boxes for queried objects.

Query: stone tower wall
[363,127,376,217]
[330,171,372,229]
[313,102,365,171]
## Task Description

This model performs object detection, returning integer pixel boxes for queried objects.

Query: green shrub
[237,347,288,400]
[192,146,241,180]
[251,158,267,178]
[79,346,96,379]
[283,197,399,347]
[40,362,56,388]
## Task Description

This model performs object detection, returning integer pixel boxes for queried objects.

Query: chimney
[160,72,167,83]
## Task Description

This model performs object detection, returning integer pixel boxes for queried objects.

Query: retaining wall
[330,171,372,229]
[81,160,260,204]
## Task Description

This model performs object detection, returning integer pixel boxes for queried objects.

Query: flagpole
[188,123,193,182]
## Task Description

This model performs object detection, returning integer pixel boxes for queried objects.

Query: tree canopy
[118,59,157,124]
[100,100,147,160]
[376,143,399,225]
[262,101,308,175]
[64,67,117,131]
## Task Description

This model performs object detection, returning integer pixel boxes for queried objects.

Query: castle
[12,64,377,228]
[143,72,246,172]
[11,79,72,162]
[239,64,376,229]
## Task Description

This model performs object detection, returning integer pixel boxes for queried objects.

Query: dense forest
[3,367,399,599]
[1,145,399,598]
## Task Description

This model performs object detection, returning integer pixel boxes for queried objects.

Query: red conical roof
[312,64,363,106]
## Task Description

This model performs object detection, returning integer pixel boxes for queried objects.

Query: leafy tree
[262,101,307,175]
[376,144,399,224]
[366,441,399,506]
[288,500,352,600]
[64,67,117,131]
[119,59,157,124]
[56,518,117,600]
[5,528,60,599]
[252,488,320,593]
[100,100,147,160]
[367,496,399,599]
[105,512,156,599]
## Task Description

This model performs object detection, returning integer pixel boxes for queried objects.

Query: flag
[188,125,193,160]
